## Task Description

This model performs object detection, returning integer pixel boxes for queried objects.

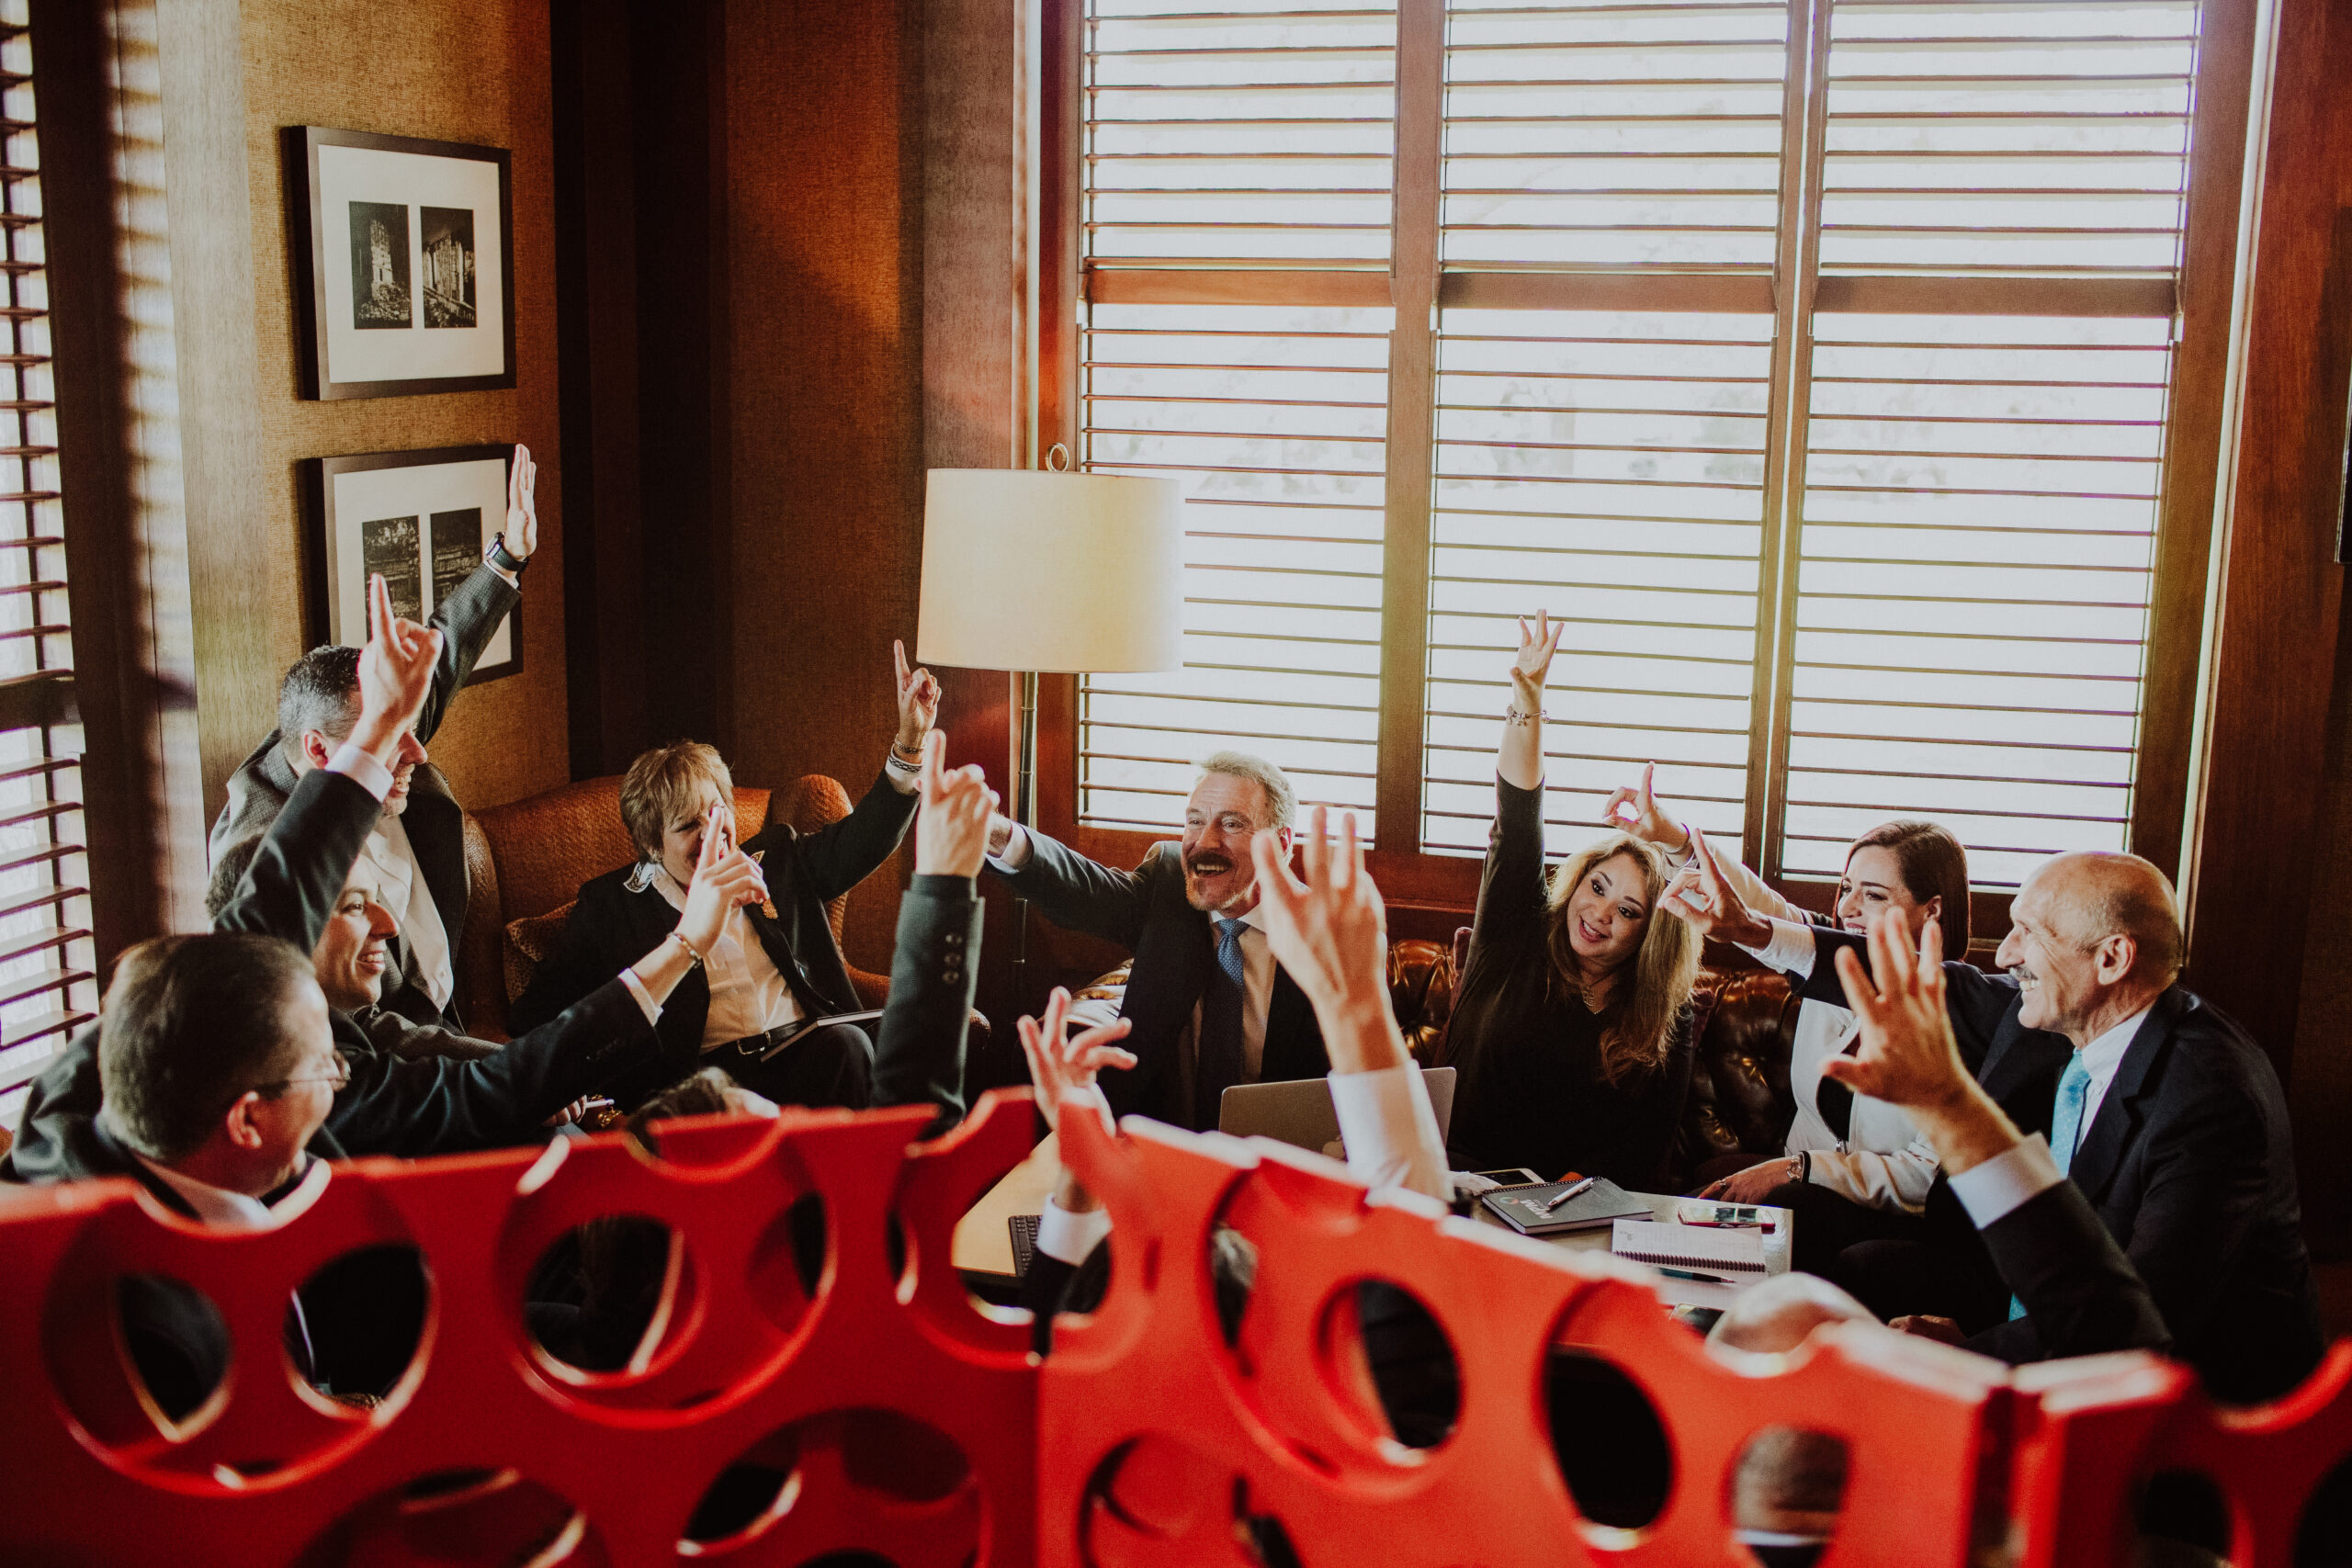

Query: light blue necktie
[1193,917,1250,1131]
[2009,1054,2094,1320]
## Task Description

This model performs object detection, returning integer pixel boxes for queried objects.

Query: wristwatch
[487,533,529,576]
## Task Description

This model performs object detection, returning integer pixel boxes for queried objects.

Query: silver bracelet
[1504,705,1548,728]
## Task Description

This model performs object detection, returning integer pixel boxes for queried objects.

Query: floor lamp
[915,466,1185,988]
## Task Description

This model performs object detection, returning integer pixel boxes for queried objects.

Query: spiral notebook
[1609,1219,1767,1277]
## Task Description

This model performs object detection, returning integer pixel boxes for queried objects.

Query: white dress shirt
[123,1138,334,1231]
[2064,1005,2150,1160]
[1718,886,1936,1212]
[645,864,805,1049]
[364,817,454,1010]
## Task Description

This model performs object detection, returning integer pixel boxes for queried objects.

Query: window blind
[0,1,93,1130]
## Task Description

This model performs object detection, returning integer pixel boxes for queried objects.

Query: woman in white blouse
[1602,768,1971,1274]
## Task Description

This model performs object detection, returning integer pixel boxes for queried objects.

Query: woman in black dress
[1442,613,1702,1187]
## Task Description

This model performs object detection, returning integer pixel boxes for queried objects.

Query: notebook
[1609,1219,1767,1278]
[1479,1177,1653,1236]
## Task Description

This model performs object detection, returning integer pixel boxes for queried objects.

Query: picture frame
[286,127,516,400]
[305,445,522,685]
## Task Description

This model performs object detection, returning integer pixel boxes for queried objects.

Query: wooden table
[954,1134,1793,1309]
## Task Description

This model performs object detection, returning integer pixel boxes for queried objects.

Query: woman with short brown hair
[510,644,941,1110]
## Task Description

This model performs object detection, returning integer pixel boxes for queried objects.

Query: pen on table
[1657,1266,1736,1285]
[1540,1175,1598,1213]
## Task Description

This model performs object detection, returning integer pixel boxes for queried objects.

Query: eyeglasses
[259,1049,351,1095]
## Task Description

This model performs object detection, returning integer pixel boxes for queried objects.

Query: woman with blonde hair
[1442,614,1702,1187]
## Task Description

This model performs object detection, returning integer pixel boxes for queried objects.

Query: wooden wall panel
[721,0,924,973]
[223,0,569,816]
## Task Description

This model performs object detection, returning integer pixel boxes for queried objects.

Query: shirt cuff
[1947,1134,2062,1229]
[988,822,1034,873]
[883,750,922,795]
[324,741,395,803]
[1035,1194,1113,1265]
[483,558,520,589]
[616,966,664,1026]
[1743,916,1817,979]
[1329,1065,1450,1203]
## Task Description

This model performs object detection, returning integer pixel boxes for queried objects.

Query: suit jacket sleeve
[326,980,658,1156]
[415,563,522,746]
[870,874,981,1124]
[1967,1179,2172,1364]
[777,771,920,904]
[510,882,638,1035]
[211,768,382,951]
[1796,927,2018,1049]
[996,829,1155,952]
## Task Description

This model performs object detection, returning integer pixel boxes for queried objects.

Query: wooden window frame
[1035,0,2261,943]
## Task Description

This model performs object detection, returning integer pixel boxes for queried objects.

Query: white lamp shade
[916,468,1186,672]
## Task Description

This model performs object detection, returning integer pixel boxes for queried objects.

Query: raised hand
[1510,611,1566,711]
[1249,807,1409,1076]
[1601,761,1686,852]
[914,730,999,877]
[894,638,942,752]
[676,803,770,956]
[350,572,443,757]
[503,444,538,560]
[1016,986,1136,1140]
[1822,913,1965,1110]
[1659,827,1770,947]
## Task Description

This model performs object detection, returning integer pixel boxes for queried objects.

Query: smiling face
[657,783,735,889]
[1181,771,1286,914]
[381,730,428,816]
[1563,850,1653,972]
[313,863,399,1011]
[1994,866,2102,1037]
[1836,844,1939,945]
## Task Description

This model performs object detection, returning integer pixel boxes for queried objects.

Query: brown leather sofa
[1389,934,1804,1193]
[454,773,889,1042]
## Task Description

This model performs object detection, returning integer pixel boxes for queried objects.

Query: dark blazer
[993,830,1329,1130]
[6,766,670,1180]
[508,770,919,1108]
[208,561,519,1031]
[871,873,984,1125]
[1966,986,2322,1404]
[1979,1175,2172,1364]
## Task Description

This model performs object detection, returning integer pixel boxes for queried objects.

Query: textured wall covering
[227,0,568,815]
[722,0,925,971]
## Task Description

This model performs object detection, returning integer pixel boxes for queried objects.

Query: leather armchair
[456,773,890,1041]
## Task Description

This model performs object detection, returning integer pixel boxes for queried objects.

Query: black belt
[713,1025,797,1061]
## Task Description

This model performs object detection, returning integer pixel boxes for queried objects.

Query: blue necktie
[2010,1055,2094,1320]
[1193,917,1249,1132]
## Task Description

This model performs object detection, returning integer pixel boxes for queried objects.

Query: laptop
[1216,1067,1456,1156]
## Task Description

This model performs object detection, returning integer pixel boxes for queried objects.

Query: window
[0,2,95,1128]
[1060,0,2237,896]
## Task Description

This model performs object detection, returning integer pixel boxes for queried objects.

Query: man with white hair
[985,750,1333,1133]
[1668,837,2323,1404]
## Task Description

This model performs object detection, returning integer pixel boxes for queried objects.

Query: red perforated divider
[2,1090,2350,1566]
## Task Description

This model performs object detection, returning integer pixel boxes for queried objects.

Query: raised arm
[1252,807,1447,1202]
[413,444,531,744]
[1608,763,1804,925]
[868,733,996,1123]
[1499,612,1563,792]
[216,574,443,950]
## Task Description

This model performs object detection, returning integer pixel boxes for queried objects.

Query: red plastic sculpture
[0,1089,2345,1567]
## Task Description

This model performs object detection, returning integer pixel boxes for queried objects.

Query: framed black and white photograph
[288,127,514,399]
[306,445,520,684]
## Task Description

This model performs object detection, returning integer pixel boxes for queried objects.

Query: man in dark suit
[508,642,943,1111]
[8,577,771,1184]
[1673,836,2323,1404]
[207,444,539,1032]
[983,750,1331,1132]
